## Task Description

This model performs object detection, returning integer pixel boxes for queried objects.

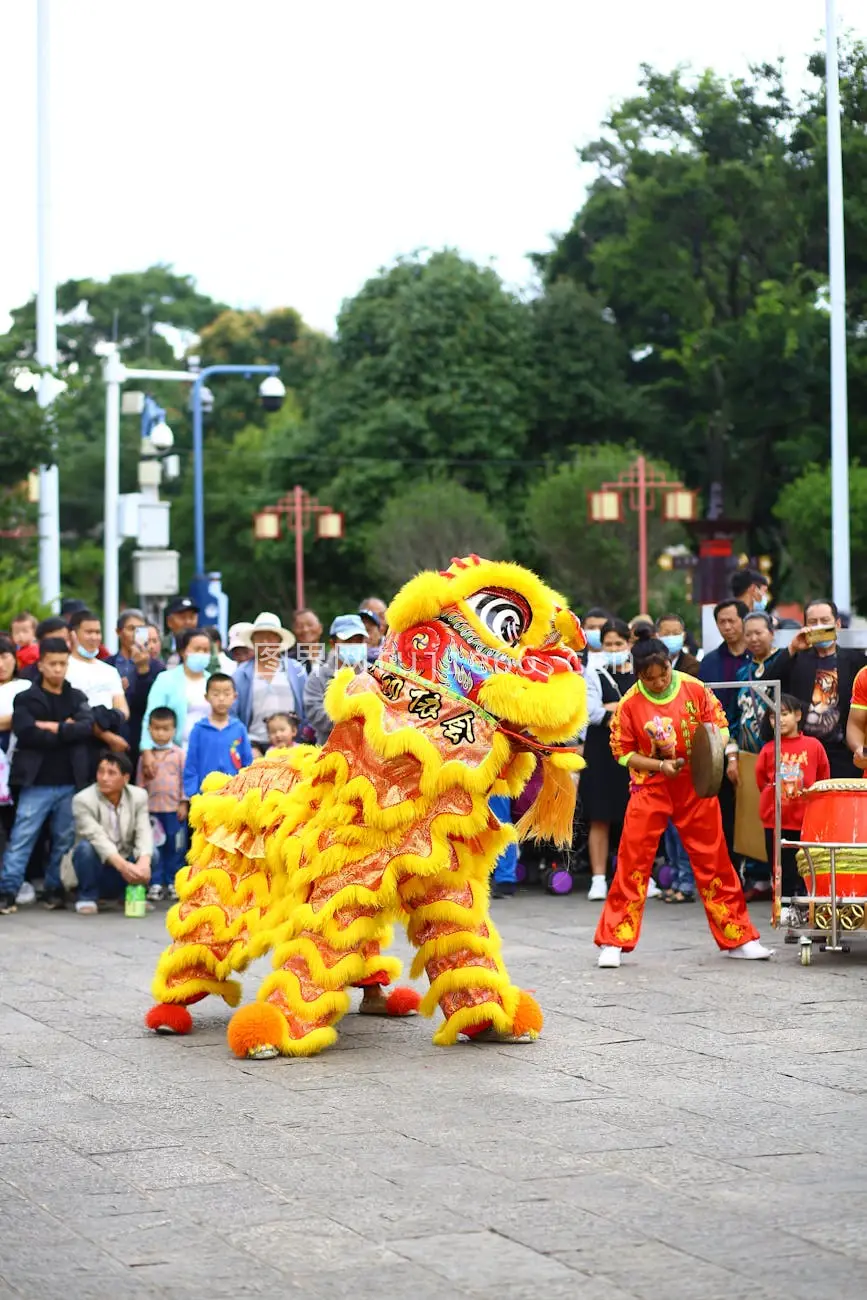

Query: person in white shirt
[66,609,130,758]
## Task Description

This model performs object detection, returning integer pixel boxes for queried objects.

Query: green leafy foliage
[775,462,867,611]
[525,444,691,614]
[368,479,508,590]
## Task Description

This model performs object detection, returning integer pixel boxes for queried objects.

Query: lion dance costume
[145,556,587,1057]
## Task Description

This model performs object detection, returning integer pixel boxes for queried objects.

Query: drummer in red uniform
[595,627,774,967]
[846,665,867,775]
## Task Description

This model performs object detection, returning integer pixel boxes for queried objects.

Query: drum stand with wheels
[777,839,867,966]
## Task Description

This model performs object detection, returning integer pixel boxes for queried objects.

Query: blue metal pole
[192,375,206,577]
[190,363,279,579]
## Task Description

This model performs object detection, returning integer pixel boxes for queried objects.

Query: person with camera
[785,599,865,779]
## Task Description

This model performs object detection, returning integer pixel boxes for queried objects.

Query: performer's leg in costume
[228,821,540,1058]
[596,772,759,952]
[670,776,759,949]
[226,860,406,1058]
[399,871,541,1044]
[595,783,671,952]
[146,754,314,1035]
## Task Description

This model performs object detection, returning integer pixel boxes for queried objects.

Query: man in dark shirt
[0,638,93,914]
[699,600,750,860]
[699,601,751,719]
[783,599,865,778]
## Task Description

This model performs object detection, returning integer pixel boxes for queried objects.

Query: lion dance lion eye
[464,589,529,646]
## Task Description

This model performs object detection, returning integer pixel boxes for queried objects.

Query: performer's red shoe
[144,1004,193,1035]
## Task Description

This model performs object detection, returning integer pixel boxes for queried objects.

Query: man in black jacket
[0,638,93,914]
[783,599,866,779]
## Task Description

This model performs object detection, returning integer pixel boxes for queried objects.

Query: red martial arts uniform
[594,672,759,952]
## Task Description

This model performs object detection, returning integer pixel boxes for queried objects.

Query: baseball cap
[358,606,381,629]
[60,598,88,618]
[166,597,199,616]
[330,614,369,641]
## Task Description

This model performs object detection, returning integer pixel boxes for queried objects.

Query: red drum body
[798,780,867,927]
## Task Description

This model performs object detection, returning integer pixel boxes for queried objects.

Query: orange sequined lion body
[146,557,588,1057]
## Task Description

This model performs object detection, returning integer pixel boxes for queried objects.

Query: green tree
[537,49,867,565]
[525,444,690,614]
[368,479,508,590]
[774,462,867,610]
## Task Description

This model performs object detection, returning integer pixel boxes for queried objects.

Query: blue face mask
[660,634,684,657]
[337,643,367,666]
[76,645,98,660]
[606,651,631,669]
[753,597,768,612]
[185,652,210,674]
[586,628,602,651]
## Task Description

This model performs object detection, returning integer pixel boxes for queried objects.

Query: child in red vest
[755,694,830,903]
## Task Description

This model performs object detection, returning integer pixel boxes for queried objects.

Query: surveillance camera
[149,420,175,451]
[259,375,286,412]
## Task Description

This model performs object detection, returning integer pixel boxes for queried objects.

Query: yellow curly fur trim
[433,1000,521,1046]
[386,559,568,655]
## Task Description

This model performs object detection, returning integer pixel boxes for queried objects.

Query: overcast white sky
[0,0,859,336]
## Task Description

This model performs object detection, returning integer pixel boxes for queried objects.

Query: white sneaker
[75,900,98,915]
[597,945,622,968]
[727,939,774,960]
[646,877,662,899]
[587,876,608,902]
[15,881,36,906]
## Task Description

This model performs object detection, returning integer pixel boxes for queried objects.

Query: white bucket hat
[226,622,254,652]
[237,611,296,652]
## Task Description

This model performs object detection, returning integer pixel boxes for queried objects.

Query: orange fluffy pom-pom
[145,1003,193,1035]
[384,986,422,1016]
[512,990,544,1039]
[226,1002,287,1059]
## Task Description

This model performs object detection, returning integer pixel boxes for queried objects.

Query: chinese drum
[798,779,867,930]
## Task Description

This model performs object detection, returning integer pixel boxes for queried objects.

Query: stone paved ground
[1,890,867,1299]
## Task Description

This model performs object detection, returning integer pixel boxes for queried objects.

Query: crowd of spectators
[0,592,388,915]
[1,571,864,921]
[575,572,867,916]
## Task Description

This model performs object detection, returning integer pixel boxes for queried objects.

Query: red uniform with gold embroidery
[852,667,867,714]
[595,672,759,952]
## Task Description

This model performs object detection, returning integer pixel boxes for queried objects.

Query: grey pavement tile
[469,1281,638,1300]
[226,1217,401,1273]
[290,1263,464,1300]
[147,1179,297,1229]
[392,1229,575,1286]
[5,894,867,1298]
[93,1147,245,1190]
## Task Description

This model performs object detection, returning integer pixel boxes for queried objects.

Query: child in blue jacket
[183,674,253,798]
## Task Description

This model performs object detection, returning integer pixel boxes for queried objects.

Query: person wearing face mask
[304,615,370,747]
[139,629,213,780]
[784,599,865,779]
[731,568,771,615]
[656,614,700,677]
[580,618,636,902]
[580,608,611,665]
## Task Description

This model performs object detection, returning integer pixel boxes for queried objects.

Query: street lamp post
[587,454,697,613]
[826,0,851,612]
[189,365,283,581]
[36,0,61,611]
[102,358,284,649]
[253,486,344,610]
